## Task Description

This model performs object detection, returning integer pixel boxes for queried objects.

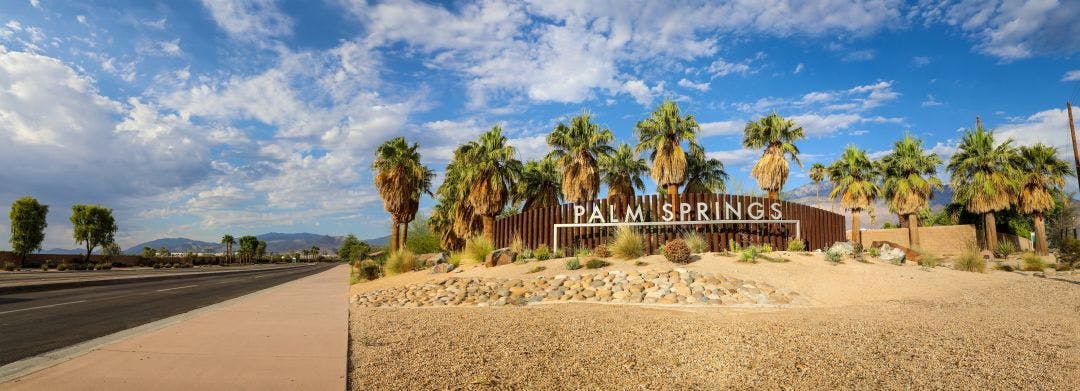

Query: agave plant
[635,100,703,208]
[828,145,879,245]
[744,113,805,199]
[547,111,614,205]
[1016,143,1073,255]
[877,135,942,248]
[600,143,648,201]
[947,121,1019,251]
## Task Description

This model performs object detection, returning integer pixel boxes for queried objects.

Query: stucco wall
[855,225,980,256]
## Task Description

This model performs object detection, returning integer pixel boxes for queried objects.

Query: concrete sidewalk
[1,265,349,390]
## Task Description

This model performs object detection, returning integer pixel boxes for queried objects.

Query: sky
[1,0,1078,250]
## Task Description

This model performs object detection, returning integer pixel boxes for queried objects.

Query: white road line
[155,285,198,292]
[0,300,87,315]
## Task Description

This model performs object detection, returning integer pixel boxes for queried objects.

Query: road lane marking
[155,285,198,292]
[0,300,87,315]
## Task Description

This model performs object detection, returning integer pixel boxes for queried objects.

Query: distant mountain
[363,234,391,247]
[256,232,343,253]
[42,248,89,255]
[120,232,393,255]
[125,237,221,254]
[782,182,957,228]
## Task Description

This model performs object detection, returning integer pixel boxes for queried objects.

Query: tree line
[9,198,118,264]
[373,101,1075,256]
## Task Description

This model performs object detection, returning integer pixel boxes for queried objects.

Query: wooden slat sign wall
[494,193,846,255]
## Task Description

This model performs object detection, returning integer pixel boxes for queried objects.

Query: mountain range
[122,233,391,254]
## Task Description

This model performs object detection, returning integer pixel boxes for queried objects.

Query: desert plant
[585,259,610,269]
[520,248,534,260]
[565,258,582,270]
[609,226,645,260]
[1021,253,1049,271]
[786,239,805,252]
[575,247,591,258]
[635,100,703,208]
[463,235,495,264]
[994,262,1015,272]
[57,262,71,271]
[916,248,941,268]
[2,262,15,271]
[953,250,986,273]
[1058,238,1080,270]
[634,260,648,266]
[663,239,692,263]
[825,249,842,264]
[383,250,417,276]
[682,232,707,254]
[358,259,382,280]
[592,244,611,258]
[534,243,552,260]
[527,265,546,273]
[509,236,525,255]
[868,247,881,257]
[744,113,805,199]
[948,123,1019,252]
[759,242,772,253]
[994,241,1017,258]
[446,252,463,267]
[40,262,50,271]
[738,248,757,263]
[728,239,741,252]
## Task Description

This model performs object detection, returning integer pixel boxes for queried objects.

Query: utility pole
[1068,101,1080,193]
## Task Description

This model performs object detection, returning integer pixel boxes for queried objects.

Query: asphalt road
[0,263,338,366]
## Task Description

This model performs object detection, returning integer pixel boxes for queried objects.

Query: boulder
[484,248,518,267]
[878,243,906,263]
[870,240,920,262]
[431,263,455,274]
[417,252,449,268]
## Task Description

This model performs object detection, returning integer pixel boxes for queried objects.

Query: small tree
[338,234,371,263]
[221,234,235,264]
[238,236,258,263]
[256,240,267,261]
[9,196,49,265]
[71,204,118,263]
[141,246,156,259]
[102,242,121,263]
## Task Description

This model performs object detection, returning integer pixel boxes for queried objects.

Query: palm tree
[828,146,879,246]
[947,122,1019,251]
[744,113,805,199]
[600,143,649,201]
[878,135,943,248]
[1017,143,1073,255]
[635,100,703,209]
[220,234,235,264]
[546,111,615,205]
[514,158,562,211]
[682,153,729,194]
[373,137,434,251]
[809,163,827,209]
[458,126,523,241]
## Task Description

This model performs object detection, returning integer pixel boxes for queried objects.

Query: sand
[349,253,1080,390]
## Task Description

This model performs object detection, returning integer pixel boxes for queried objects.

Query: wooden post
[1068,101,1080,193]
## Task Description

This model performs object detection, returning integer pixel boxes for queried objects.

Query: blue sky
[1,0,1078,249]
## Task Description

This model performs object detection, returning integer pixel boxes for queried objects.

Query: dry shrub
[533,244,552,260]
[509,235,524,254]
[462,236,494,265]
[1021,253,1048,271]
[953,250,985,273]
[915,248,940,268]
[383,250,416,276]
[663,239,692,264]
[609,226,645,260]
[592,244,611,258]
[786,239,805,252]
[682,232,707,253]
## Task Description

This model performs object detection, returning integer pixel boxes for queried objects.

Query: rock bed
[353,269,806,308]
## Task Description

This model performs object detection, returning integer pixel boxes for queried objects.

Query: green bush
[527,265,546,273]
[683,232,707,254]
[447,252,463,267]
[592,244,611,258]
[533,244,552,261]
[58,262,71,271]
[520,248,533,260]
[575,247,591,258]
[1058,238,1080,270]
[357,259,382,280]
[994,241,1017,258]
[916,248,941,268]
[759,242,773,253]
[825,249,843,264]
[728,239,741,253]
[405,215,442,254]
[463,236,494,265]
[585,259,610,269]
[953,250,985,273]
[868,247,881,257]
[1021,253,1048,271]
[663,239,692,263]
[383,250,417,275]
[609,226,645,260]
[564,258,581,270]
[786,239,805,252]
[40,262,50,271]
[2,262,15,271]
[738,248,757,263]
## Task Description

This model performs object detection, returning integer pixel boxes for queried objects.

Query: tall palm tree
[744,113,805,199]
[458,126,522,241]
[828,146,879,246]
[546,111,615,205]
[878,135,943,248]
[947,122,1019,251]
[220,234,235,264]
[373,137,433,251]
[682,153,729,194]
[809,163,827,209]
[635,100,703,209]
[600,143,648,201]
[430,157,475,252]
[514,158,562,211]
[1017,143,1073,255]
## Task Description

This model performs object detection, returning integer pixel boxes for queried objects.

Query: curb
[0,264,311,295]
[0,264,341,384]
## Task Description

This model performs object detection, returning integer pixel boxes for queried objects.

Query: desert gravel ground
[349,255,1080,390]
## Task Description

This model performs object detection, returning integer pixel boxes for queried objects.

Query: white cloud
[912,56,932,67]
[76,15,87,26]
[28,0,41,10]
[677,78,710,92]
[996,108,1074,153]
[706,148,759,167]
[918,0,1080,60]
[621,79,665,106]
[201,0,292,40]
[798,91,837,105]
[921,94,943,107]
[1063,70,1080,81]
[793,63,804,74]
[789,113,862,136]
[842,49,875,62]
[707,57,753,77]
[508,135,550,162]
[699,120,743,137]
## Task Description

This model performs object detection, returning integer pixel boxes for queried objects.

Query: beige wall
[854,225,981,256]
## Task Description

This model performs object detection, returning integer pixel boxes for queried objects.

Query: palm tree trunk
[668,183,678,219]
[851,211,861,246]
[984,213,998,251]
[767,189,779,199]
[482,215,495,242]
[815,184,820,208]
[390,223,399,251]
[1034,212,1048,255]
[908,214,921,248]
[400,223,409,251]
